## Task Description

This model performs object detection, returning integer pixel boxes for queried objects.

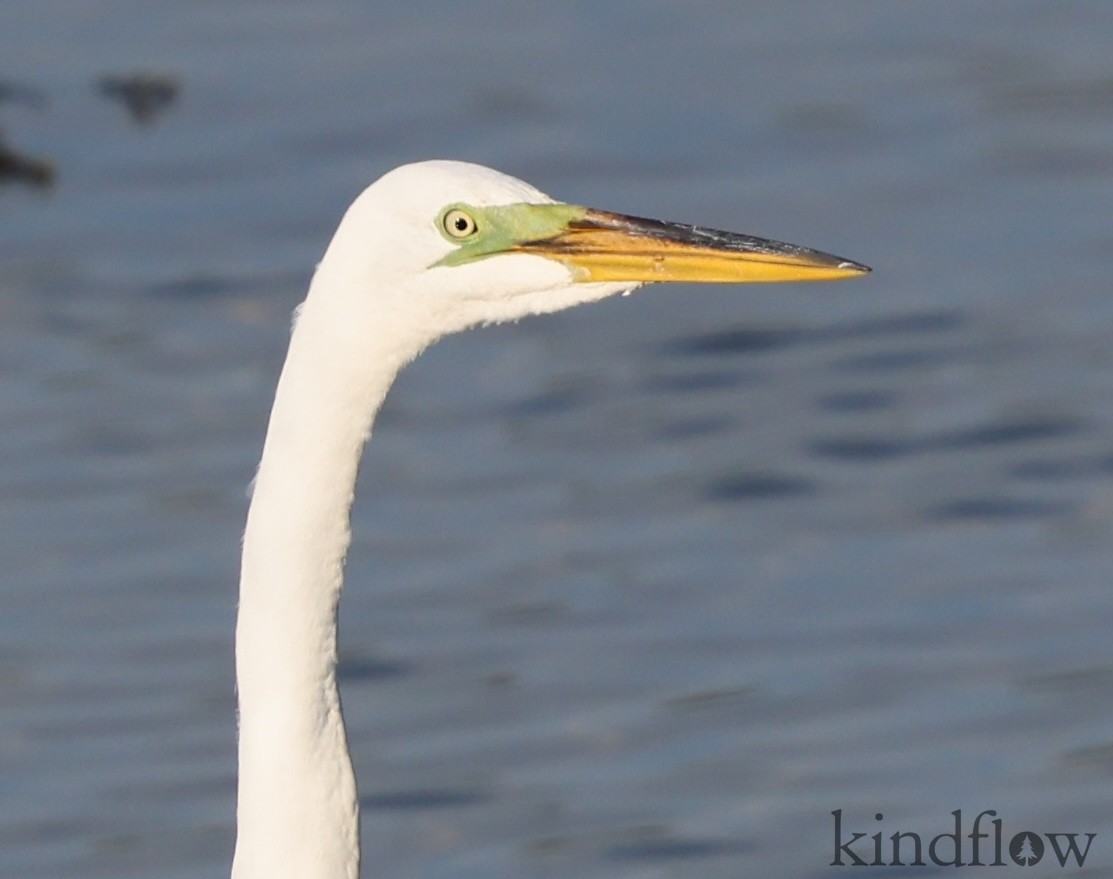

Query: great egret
[231,160,869,879]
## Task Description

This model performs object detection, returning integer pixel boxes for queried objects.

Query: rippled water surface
[2,2,1113,877]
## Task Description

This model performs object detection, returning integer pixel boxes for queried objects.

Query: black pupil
[454,216,470,232]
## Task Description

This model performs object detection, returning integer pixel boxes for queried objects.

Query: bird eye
[442,208,478,239]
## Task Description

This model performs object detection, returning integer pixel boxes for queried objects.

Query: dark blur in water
[2,2,1112,877]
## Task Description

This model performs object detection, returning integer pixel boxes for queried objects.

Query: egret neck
[233,256,432,879]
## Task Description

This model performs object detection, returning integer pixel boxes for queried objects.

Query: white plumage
[231,161,867,878]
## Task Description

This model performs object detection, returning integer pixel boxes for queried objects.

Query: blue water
[2,2,1112,877]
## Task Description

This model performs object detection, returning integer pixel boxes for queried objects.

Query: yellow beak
[517,208,870,284]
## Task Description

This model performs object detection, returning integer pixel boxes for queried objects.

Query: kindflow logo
[830,810,1096,868]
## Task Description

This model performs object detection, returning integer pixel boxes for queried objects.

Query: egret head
[310,160,869,350]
